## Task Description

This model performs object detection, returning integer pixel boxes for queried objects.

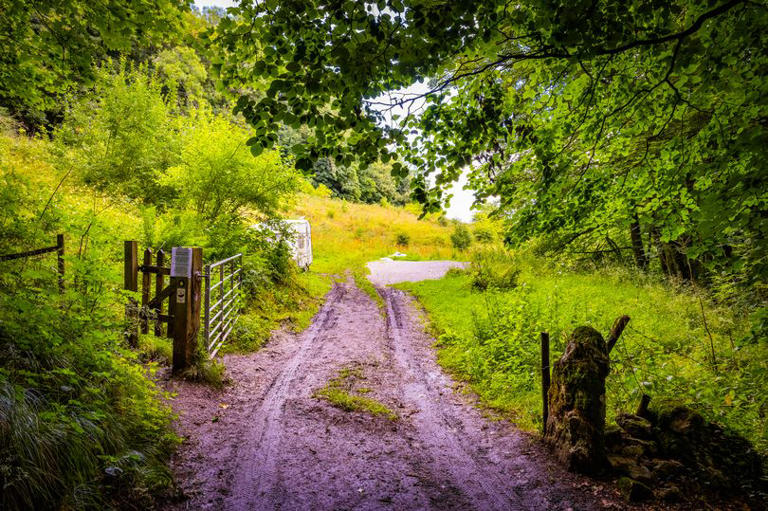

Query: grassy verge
[398,256,766,452]
[228,271,332,353]
[352,270,384,310]
[313,365,397,421]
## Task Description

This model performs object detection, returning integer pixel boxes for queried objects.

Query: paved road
[366,259,468,286]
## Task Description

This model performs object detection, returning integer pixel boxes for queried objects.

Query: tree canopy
[218,0,768,293]
[0,0,190,125]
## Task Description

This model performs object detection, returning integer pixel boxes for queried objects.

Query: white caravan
[252,219,313,270]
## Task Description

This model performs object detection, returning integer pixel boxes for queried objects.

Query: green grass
[352,270,384,310]
[399,257,767,452]
[289,192,455,275]
[227,271,332,353]
[313,366,398,421]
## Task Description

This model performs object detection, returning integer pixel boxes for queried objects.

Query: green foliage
[450,224,472,251]
[400,254,767,451]
[54,63,180,204]
[138,334,173,365]
[0,210,177,510]
[311,157,361,201]
[313,366,397,421]
[473,227,494,244]
[467,247,520,291]
[357,162,410,205]
[153,46,208,107]
[180,353,227,389]
[0,0,188,126]
[163,109,299,220]
[395,232,410,247]
[308,157,408,206]
[220,0,768,305]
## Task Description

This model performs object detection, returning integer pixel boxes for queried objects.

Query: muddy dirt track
[166,276,624,510]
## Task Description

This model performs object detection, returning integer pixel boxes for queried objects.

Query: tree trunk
[650,228,700,283]
[629,213,648,269]
[651,228,671,276]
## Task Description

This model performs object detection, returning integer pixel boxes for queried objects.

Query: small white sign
[176,288,186,304]
[171,247,192,278]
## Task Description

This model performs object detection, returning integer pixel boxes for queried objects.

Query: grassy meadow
[398,250,767,452]
[289,191,455,275]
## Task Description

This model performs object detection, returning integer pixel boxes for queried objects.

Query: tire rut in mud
[229,283,346,509]
[168,279,617,511]
[381,287,523,511]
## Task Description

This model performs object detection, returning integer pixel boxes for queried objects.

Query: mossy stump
[544,326,610,474]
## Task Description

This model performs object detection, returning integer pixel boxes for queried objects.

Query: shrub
[395,232,410,247]
[473,226,494,243]
[54,62,180,205]
[468,248,520,291]
[162,109,299,221]
[0,280,177,511]
[450,224,473,251]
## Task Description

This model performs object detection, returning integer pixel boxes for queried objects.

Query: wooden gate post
[124,240,139,347]
[540,331,551,433]
[155,249,165,337]
[171,247,202,373]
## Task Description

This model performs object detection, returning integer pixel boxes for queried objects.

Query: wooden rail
[124,241,203,372]
[124,241,173,347]
[0,234,65,292]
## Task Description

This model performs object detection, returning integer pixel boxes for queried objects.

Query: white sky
[194,0,237,9]
[195,0,476,222]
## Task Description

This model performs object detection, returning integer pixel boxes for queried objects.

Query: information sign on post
[171,247,192,278]
[169,246,202,373]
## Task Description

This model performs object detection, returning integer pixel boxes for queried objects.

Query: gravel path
[366,260,468,286]
[165,272,625,510]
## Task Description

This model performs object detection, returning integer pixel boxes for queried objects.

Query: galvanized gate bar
[203,253,243,358]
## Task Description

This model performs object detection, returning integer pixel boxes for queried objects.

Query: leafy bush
[395,232,410,247]
[153,46,208,107]
[468,248,520,291]
[54,62,180,204]
[162,109,299,221]
[0,261,177,511]
[450,224,472,251]
[473,226,494,243]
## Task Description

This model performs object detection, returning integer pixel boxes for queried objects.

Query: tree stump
[545,326,610,474]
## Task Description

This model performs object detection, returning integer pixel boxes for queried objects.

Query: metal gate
[203,253,243,357]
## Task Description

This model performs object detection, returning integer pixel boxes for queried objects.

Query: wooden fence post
[636,393,652,418]
[541,332,551,433]
[155,249,165,337]
[124,240,139,347]
[56,234,65,293]
[171,247,202,373]
[141,248,152,334]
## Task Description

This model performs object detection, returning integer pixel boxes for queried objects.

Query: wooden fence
[124,241,202,372]
[0,234,65,292]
